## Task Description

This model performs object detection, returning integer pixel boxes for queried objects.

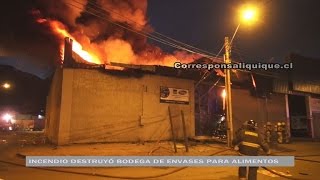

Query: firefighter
[265,122,272,143]
[281,122,290,143]
[232,120,271,180]
[277,122,283,143]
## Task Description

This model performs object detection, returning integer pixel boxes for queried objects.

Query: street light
[239,4,259,24]
[225,4,259,147]
[2,113,13,123]
[2,82,11,89]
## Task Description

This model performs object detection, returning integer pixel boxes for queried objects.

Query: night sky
[147,0,320,62]
[0,0,320,77]
[0,0,319,114]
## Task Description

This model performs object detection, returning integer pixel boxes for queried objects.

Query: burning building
[41,0,303,145]
[40,0,200,145]
[45,37,290,145]
[45,38,196,145]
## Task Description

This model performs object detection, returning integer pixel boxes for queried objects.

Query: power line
[66,1,282,80]
[68,0,220,59]
[66,2,190,55]
[67,0,292,108]
[195,0,277,86]
[195,44,225,88]
[199,77,222,100]
[83,0,219,58]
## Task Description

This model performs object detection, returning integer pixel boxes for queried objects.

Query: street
[1,0,320,179]
[0,162,283,180]
[1,132,320,180]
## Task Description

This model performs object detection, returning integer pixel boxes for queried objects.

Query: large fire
[33,0,202,68]
[37,18,101,64]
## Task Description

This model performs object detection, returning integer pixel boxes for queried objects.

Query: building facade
[45,68,195,145]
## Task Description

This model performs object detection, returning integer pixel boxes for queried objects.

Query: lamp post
[225,4,259,147]
[224,37,234,147]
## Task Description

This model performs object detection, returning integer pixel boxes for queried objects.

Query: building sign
[160,86,189,105]
[310,98,320,112]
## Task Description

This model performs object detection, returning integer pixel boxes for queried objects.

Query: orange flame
[36,18,200,69]
[38,19,101,64]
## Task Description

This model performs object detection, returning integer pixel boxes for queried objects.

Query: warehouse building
[45,38,291,145]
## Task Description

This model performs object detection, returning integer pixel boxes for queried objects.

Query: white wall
[48,69,195,145]
[45,68,63,144]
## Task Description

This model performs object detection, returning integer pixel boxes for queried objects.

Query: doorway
[195,83,224,136]
[288,94,311,137]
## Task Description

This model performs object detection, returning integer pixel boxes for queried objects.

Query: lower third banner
[26,156,294,167]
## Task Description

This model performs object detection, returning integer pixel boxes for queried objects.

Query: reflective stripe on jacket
[241,141,261,148]
[232,128,269,156]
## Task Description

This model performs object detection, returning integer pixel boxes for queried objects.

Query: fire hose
[0,148,231,180]
[261,152,320,180]
[0,147,318,179]
[261,167,301,180]
[232,145,305,180]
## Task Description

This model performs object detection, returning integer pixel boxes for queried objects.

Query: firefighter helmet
[247,120,257,130]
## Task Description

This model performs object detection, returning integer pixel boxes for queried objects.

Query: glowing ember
[104,65,125,71]
[36,18,47,23]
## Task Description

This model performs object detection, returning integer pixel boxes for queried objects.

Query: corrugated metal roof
[110,62,156,72]
[273,79,289,94]
[293,80,320,94]
[273,79,320,95]
[287,54,320,94]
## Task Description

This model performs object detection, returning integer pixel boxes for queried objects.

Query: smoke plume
[36,0,201,66]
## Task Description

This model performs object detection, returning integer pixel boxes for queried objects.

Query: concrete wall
[47,68,195,145]
[46,68,287,144]
[232,88,287,132]
[45,68,63,144]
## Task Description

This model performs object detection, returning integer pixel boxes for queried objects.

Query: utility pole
[224,37,234,147]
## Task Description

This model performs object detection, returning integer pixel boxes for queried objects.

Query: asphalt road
[0,162,109,180]
[0,132,103,180]
[1,132,319,180]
